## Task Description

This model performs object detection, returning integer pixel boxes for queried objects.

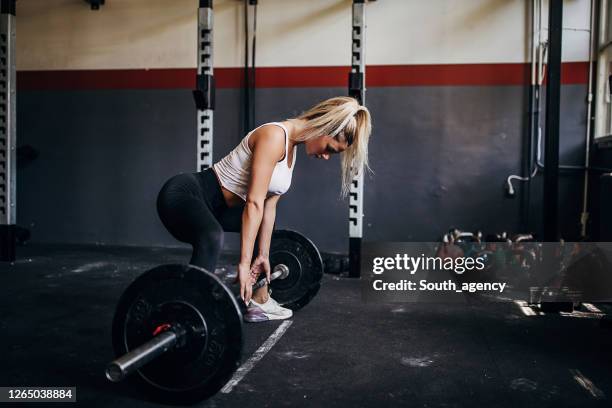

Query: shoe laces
[263,296,285,312]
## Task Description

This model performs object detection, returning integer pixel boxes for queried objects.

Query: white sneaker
[244,296,293,322]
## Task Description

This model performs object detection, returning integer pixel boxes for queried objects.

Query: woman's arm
[238,126,285,302]
[247,194,280,287]
[257,194,280,257]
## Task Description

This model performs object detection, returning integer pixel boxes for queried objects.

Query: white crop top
[213,122,297,201]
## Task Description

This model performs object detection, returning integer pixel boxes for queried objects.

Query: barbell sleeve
[105,330,178,383]
[252,264,290,291]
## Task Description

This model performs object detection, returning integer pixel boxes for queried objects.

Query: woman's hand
[236,262,256,304]
[250,254,271,285]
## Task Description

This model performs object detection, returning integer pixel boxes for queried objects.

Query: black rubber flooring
[1,244,612,407]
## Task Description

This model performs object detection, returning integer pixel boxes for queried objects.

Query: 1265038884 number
[0,387,76,402]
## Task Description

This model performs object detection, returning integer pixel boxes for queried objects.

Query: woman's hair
[295,96,372,197]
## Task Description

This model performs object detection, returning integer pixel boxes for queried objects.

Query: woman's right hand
[237,262,255,304]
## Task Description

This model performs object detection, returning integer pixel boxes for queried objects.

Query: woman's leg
[221,203,291,320]
[216,204,272,303]
[217,205,243,233]
[156,173,224,272]
[217,205,262,263]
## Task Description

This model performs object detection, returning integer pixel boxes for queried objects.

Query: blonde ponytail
[296,96,372,197]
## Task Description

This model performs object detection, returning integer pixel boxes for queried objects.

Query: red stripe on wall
[256,66,351,87]
[368,62,588,86]
[368,64,528,86]
[17,62,589,90]
[558,61,590,84]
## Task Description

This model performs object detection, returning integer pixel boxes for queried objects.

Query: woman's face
[305,135,349,160]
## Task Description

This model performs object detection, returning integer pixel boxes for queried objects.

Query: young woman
[156,96,372,322]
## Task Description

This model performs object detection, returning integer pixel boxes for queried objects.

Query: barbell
[106,229,323,404]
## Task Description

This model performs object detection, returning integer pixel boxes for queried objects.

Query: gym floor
[2,244,611,407]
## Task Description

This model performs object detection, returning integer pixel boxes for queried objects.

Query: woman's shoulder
[247,123,287,153]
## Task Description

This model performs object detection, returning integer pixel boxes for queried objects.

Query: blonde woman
[157,96,372,322]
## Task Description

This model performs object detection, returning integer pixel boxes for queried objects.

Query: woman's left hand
[250,254,271,285]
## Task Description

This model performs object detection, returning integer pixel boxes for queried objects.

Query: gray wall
[17,84,591,252]
[590,146,612,240]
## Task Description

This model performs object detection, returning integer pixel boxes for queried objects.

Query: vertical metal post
[348,0,365,278]
[594,0,609,140]
[0,0,16,262]
[523,0,539,233]
[543,0,562,241]
[195,0,214,171]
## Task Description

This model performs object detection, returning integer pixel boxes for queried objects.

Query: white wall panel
[16,0,592,70]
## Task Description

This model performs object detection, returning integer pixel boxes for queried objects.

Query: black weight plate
[111,264,243,404]
[269,230,323,310]
[288,282,321,311]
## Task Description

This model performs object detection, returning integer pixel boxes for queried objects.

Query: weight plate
[288,282,322,311]
[269,230,323,310]
[111,264,243,404]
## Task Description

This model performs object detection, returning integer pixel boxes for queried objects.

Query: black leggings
[156,168,245,272]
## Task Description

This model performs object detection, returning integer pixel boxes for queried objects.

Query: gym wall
[16,0,597,251]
